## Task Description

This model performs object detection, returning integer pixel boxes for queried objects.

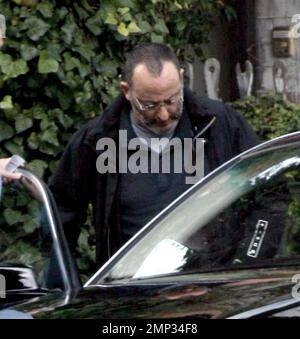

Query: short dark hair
[124,43,181,86]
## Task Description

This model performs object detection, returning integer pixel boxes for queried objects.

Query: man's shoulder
[72,95,129,143]
[196,96,229,116]
[184,88,231,119]
[69,115,104,145]
[185,90,256,138]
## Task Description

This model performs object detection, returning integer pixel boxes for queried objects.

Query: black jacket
[50,88,259,266]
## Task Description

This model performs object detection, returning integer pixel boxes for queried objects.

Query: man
[50,43,259,267]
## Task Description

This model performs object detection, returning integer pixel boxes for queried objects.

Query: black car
[1,132,300,319]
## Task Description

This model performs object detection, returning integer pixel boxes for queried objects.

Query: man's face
[121,61,184,135]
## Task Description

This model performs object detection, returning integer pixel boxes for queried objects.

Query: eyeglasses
[131,88,183,113]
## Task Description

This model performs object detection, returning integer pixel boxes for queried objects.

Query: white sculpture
[235,60,253,98]
[204,58,221,101]
[187,62,194,91]
[273,61,287,96]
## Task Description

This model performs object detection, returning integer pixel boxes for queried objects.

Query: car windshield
[95,142,300,284]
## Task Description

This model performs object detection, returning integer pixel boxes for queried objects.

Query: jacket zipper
[193,116,216,140]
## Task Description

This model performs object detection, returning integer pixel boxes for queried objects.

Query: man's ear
[120,81,130,101]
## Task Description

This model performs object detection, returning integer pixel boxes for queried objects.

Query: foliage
[0,183,47,285]
[288,186,300,255]
[230,93,300,141]
[0,0,236,282]
[231,93,300,259]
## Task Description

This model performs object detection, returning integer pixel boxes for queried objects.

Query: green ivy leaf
[58,90,73,110]
[63,52,81,71]
[174,1,183,9]
[20,44,40,61]
[154,20,169,34]
[175,18,187,31]
[4,140,24,155]
[105,12,118,25]
[24,17,51,41]
[118,7,130,16]
[28,159,48,177]
[32,104,47,120]
[72,42,96,62]
[38,50,59,74]
[23,217,39,233]
[138,20,152,33]
[37,2,54,18]
[39,143,61,156]
[85,15,103,36]
[40,116,52,130]
[0,95,13,109]
[47,43,63,62]
[117,0,136,8]
[0,121,14,142]
[56,7,69,20]
[1,59,29,80]
[56,110,74,129]
[0,52,12,69]
[15,116,33,133]
[61,71,78,88]
[117,22,129,36]
[61,16,78,44]
[27,201,40,218]
[28,132,39,150]
[4,208,25,226]
[151,32,164,43]
[41,128,60,146]
[128,21,141,33]
[100,59,118,76]
[71,63,88,79]
[12,59,29,78]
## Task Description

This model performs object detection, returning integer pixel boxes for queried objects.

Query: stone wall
[255,0,300,102]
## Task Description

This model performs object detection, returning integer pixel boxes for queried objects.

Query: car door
[86,140,300,318]
[0,169,80,306]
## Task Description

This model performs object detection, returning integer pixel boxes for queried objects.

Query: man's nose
[157,105,169,121]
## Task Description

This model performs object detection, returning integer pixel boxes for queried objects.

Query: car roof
[242,131,300,155]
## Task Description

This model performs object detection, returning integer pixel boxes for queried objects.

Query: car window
[96,143,300,283]
[0,175,58,290]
